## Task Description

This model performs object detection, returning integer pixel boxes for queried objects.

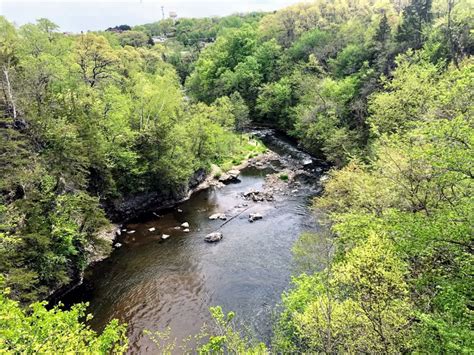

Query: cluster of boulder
[208,213,227,220]
[242,189,274,202]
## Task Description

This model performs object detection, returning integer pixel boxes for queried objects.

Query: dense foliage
[274,56,473,353]
[0,286,127,352]
[1,0,472,352]
[185,0,472,167]
[175,0,472,352]
[0,17,256,303]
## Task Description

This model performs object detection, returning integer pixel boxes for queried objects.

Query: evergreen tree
[396,0,433,49]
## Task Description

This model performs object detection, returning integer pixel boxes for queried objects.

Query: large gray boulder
[204,232,223,243]
[218,169,241,183]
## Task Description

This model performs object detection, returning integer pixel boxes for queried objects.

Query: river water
[63,132,325,353]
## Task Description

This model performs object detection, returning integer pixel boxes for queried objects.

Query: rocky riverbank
[53,129,326,302]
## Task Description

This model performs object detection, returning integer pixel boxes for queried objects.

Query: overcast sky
[1,0,304,32]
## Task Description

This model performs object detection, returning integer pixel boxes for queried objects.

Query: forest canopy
[0,0,472,352]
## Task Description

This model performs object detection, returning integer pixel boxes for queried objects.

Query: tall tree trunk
[2,66,17,119]
[447,0,459,68]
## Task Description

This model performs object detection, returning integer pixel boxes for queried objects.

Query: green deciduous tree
[0,287,127,352]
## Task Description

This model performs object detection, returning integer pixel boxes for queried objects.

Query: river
[62,131,326,353]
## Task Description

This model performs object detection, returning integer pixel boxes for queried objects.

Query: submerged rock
[248,213,263,222]
[204,232,223,243]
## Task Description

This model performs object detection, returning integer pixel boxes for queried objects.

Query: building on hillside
[152,36,167,44]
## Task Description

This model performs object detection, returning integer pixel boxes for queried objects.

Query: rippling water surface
[64,136,323,353]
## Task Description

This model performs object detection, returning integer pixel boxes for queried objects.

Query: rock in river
[302,158,313,166]
[162,234,170,240]
[248,213,263,222]
[148,227,156,232]
[181,222,189,228]
[209,213,227,220]
[218,169,241,183]
[204,232,223,243]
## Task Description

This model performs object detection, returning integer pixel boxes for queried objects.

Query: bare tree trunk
[447,0,459,68]
[2,66,17,119]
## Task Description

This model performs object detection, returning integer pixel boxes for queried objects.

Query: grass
[279,173,289,181]
[217,134,266,172]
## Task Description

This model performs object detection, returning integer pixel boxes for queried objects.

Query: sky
[0,0,304,32]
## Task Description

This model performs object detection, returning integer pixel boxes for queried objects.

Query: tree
[75,33,118,87]
[0,288,127,352]
[118,31,150,48]
[0,17,19,120]
[256,77,294,129]
[396,0,433,49]
[230,92,250,139]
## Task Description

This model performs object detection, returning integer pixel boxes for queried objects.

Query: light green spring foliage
[0,288,127,353]
[197,307,268,354]
[275,56,473,353]
[146,306,268,354]
[0,16,252,302]
[186,0,471,167]
[0,0,473,352]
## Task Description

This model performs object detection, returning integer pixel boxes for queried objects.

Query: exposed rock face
[228,170,240,178]
[204,232,223,243]
[248,213,263,222]
[105,168,207,221]
[86,224,120,265]
[218,169,241,183]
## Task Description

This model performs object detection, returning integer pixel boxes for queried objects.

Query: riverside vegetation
[0,0,472,352]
